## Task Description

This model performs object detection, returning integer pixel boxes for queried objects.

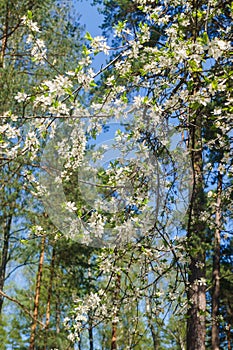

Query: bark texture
[29,235,45,350]
[211,172,222,350]
[187,111,206,350]
[111,273,121,350]
[0,215,12,314]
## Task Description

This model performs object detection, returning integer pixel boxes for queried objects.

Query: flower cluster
[22,13,47,63]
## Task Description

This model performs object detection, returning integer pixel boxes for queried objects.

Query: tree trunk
[44,246,56,349]
[149,322,158,350]
[29,235,46,350]
[88,315,94,350]
[0,215,12,314]
[0,1,9,68]
[227,323,231,350]
[226,302,233,350]
[55,289,61,334]
[78,333,82,350]
[87,256,94,350]
[211,172,222,350]
[146,295,159,350]
[111,273,121,350]
[186,112,206,350]
[45,247,56,328]
[111,322,117,350]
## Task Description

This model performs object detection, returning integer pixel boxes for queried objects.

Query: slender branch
[0,289,45,328]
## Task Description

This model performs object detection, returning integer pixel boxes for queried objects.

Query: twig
[0,289,45,328]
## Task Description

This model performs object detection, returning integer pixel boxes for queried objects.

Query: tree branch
[0,289,45,328]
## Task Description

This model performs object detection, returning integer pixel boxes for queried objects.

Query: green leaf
[27,10,33,20]
[121,91,128,103]
[115,20,126,32]
[85,32,93,41]
[89,81,97,87]
[20,239,28,245]
[211,79,218,90]
[189,59,202,72]
[202,32,208,45]
[82,45,90,56]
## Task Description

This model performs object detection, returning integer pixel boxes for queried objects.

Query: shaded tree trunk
[111,273,121,350]
[146,295,159,350]
[88,257,94,350]
[44,246,56,349]
[227,323,231,350]
[111,322,117,350]
[186,2,207,348]
[29,235,46,350]
[0,1,9,68]
[226,302,233,350]
[78,332,82,350]
[0,215,12,314]
[0,3,11,314]
[45,247,56,328]
[55,290,61,334]
[211,172,222,350]
[187,111,206,350]
[88,314,94,350]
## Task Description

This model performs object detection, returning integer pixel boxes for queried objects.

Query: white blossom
[21,16,41,32]
[15,92,28,103]
[208,38,230,60]
[65,201,77,213]
[91,36,110,55]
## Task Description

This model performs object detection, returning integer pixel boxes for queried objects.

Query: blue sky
[76,0,107,70]
[77,0,103,36]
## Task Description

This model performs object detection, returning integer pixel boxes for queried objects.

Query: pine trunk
[88,316,94,350]
[111,273,121,350]
[0,215,12,314]
[211,172,222,350]
[45,247,56,328]
[0,0,11,316]
[44,246,56,349]
[55,291,61,334]
[186,5,206,342]
[0,1,9,68]
[87,256,94,350]
[227,323,231,350]
[29,235,46,350]
[146,296,159,350]
[187,111,206,350]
